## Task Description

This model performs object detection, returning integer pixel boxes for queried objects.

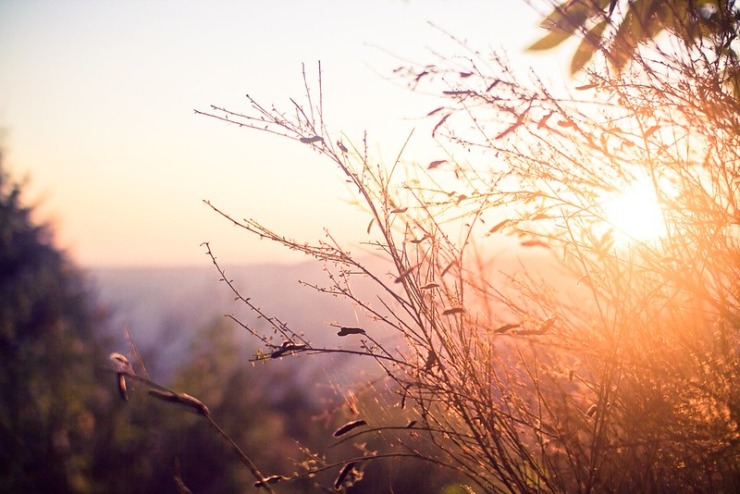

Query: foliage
[529,0,740,76]
[0,151,458,492]
[0,158,323,493]
[193,1,740,491]
[98,319,298,493]
[0,157,107,493]
[104,315,462,493]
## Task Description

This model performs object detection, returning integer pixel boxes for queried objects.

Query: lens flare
[603,178,667,244]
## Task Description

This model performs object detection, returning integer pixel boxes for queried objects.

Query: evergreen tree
[0,155,106,493]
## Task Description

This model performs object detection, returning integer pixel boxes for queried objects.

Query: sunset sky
[0,0,565,267]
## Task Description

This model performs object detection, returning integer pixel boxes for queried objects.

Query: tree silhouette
[0,155,107,493]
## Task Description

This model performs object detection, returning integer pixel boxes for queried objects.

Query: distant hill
[87,247,578,379]
[87,260,390,378]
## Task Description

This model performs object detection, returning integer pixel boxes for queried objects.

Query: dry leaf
[254,475,285,488]
[488,219,510,234]
[270,342,307,358]
[494,323,521,334]
[644,125,660,139]
[515,316,556,335]
[538,111,554,128]
[334,462,358,489]
[441,260,456,276]
[443,307,465,315]
[432,114,450,138]
[423,350,438,371]
[521,239,549,248]
[333,419,367,437]
[395,264,419,283]
[495,122,519,140]
[337,327,366,337]
[148,390,210,416]
[117,374,128,402]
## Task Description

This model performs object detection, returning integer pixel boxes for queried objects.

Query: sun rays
[602,176,669,245]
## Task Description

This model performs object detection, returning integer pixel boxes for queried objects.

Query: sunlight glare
[603,178,667,244]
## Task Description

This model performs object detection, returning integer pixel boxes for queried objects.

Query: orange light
[602,178,667,244]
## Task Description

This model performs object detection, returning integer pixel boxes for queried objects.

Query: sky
[0,0,565,268]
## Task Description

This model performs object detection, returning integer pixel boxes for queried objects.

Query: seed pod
[109,353,134,402]
[333,419,367,437]
[270,342,307,358]
[109,352,134,373]
[299,135,323,143]
[488,219,510,234]
[117,373,128,401]
[520,239,549,248]
[423,350,439,371]
[337,327,366,337]
[443,307,465,315]
[334,462,357,489]
[148,389,210,417]
[394,263,419,283]
[515,316,556,336]
[494,323,521,334]
[538,316,557,334]
[254,475,284,487]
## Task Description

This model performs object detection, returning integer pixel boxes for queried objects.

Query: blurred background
[0,0,558,267]
[0,1,569,492]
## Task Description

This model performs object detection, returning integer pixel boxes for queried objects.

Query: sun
[602,178,668,244]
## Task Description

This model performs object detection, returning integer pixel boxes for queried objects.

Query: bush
[179,1,740,491]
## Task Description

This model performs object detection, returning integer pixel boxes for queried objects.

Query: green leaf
[538,0,591,33]
[611,0,668,68]
[528,28,574,51]
[530,0,610,52]
[571,20,608,74]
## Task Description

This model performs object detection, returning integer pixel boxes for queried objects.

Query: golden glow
[0,1,544,266]
[603,178,667,244]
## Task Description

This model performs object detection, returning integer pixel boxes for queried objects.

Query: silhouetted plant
[529,0,740,80]
[185,1,739,491]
